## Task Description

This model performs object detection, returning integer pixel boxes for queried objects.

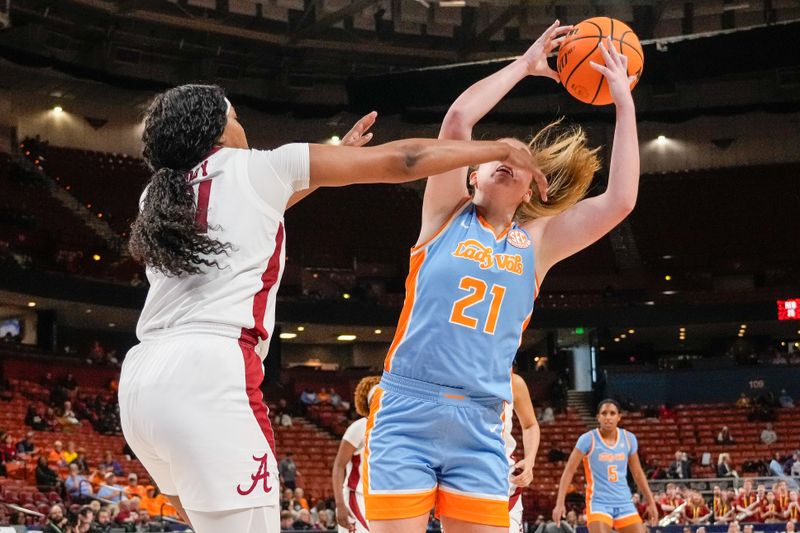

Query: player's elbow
[440,109,471,139]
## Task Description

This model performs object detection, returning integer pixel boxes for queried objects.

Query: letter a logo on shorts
[237,453,273,496]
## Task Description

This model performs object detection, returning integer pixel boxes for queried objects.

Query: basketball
[557,17,644,105]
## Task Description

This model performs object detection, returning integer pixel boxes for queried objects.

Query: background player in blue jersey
[552,400,658,533]
[364,21,642,533]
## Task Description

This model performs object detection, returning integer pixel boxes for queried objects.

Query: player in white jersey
[118,84,542,533]
[332,376,382,533]
[505,373,541,533]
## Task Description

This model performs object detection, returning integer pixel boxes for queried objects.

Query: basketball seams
[562,19,603,90]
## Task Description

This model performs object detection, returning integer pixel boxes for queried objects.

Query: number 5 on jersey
[449,276,506,335]
[608,465,618,482]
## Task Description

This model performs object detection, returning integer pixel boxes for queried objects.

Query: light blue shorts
[363,372,511,526]
[587,500,642,528]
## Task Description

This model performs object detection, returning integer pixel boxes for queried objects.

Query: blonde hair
[515,119,601,223]
[354,375,382,417]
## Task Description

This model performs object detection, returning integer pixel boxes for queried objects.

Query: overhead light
[599,346,606,351]
[85,309,92,314]
[614,337,620,342]
[620,334,627,339]
[108,323,116,328]
[656,134,667,143]
[342,293,351,300]
[679,327,685,332]
[53,105,63,113]
[662,290,677,295]
[662,255,673,260]
[738,333,745,337]
[374,329,382,334]
[644,301,655,306]
[628,329,635,334]
[329,135,341,145]
[280,333,297,339]
[664,275,672,281]
[722,2,751,11]
[27,301,36,308]
[337,334,357,341]
[439,0,466,6]
[92,254,101,261]
[297,326,305,332]
[740,324,747,329]
[534,356,540,362]
[415,0,430,7]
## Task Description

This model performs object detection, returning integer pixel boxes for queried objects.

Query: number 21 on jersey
[449,276,506,335]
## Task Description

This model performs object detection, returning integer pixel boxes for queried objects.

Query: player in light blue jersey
[364,21,642,533]
[553,399,658,533]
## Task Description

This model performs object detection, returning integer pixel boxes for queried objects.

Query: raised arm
[419,20,570,244]
[553,448,585,525]
[527,38,640,279]
[331,440,358,532]
[629,452,659,525]
[509,373,541,488]
[308,137,537,189]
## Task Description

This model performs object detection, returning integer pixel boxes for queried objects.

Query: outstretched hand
[520,20,573,82]
[499,141,548,202]
[589,37,636,106]
[341,111,377,147]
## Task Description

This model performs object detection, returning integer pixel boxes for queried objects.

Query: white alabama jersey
[136,145,309,357]
[342,417,368,494]
[503,397,516,466]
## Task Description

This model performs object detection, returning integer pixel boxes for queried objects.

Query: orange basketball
[557,17,644,106]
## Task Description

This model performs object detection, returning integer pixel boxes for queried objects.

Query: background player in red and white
[119,84,542,533]
[332,376,382,533]
[505,373,541,533]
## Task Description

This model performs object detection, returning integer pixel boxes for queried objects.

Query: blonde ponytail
[515,119,601,223]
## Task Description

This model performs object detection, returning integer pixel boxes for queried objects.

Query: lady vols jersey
[340,418,369,533]
[119,144,309,515]
[364,201,536,527]
[575,428,643,529]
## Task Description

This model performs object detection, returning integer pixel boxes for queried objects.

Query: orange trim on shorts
[614,513,644,529]
[364,490,436,521]
[587,513,613,526]
[437,490,510,527]
[444,394,465,400]
[361,388,383,495]
[384,250,426,372]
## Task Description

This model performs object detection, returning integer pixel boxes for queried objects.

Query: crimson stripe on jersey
[195,180,212,232]
[239,340,276,456]
[346,454,361,491]
[349,490,369,530]
[249,223,284,341]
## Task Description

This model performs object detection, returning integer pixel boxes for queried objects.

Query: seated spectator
[540,405,555,424]
[716,426,735,444]
[125,473,147,500]
[43,504,69,533]
[295,487,310,510]
[0,433,17,464]
[684,491,711,524]
[669,450,692,480]
[103,450,125,476]
[329,388,343,409]
[15,430,36,457]
[47,440,66,466]
[784,522,797,533]
[736,393,752,409]
[779,390,795,408]
[35,455,61,491]
[61,372,79,391]
[317,387,332,404]
[300,388,318,408]
[59,401,80,426]
[318,508,337,530]
[64,462,93,502]
[273,398,294,428]
[75,506,94,532]
[659,403,677,421]
[762,423,779,445]
[714,490,736,524]
[717,453,738,478]
[762,491,785,523]
[736,480,761,523]
[137,509,153,531]
[71,447,90,474]
[785,491,800,522]
[89,463,108,491]
[94,508,113,533]
[115,500,134,526]
[88,340,107,364]
[96,471,125,503]
[658,483,685,520]
[646,457,668,479]
[292,508,318,530]
[280,510,295,529]
[25,403,48,430]
[62,440,78,463]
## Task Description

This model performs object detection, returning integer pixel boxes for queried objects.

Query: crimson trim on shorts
[237,222,285,457]
[509,486,522,511]
[347,454,362,491]
[349,489,369,530]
